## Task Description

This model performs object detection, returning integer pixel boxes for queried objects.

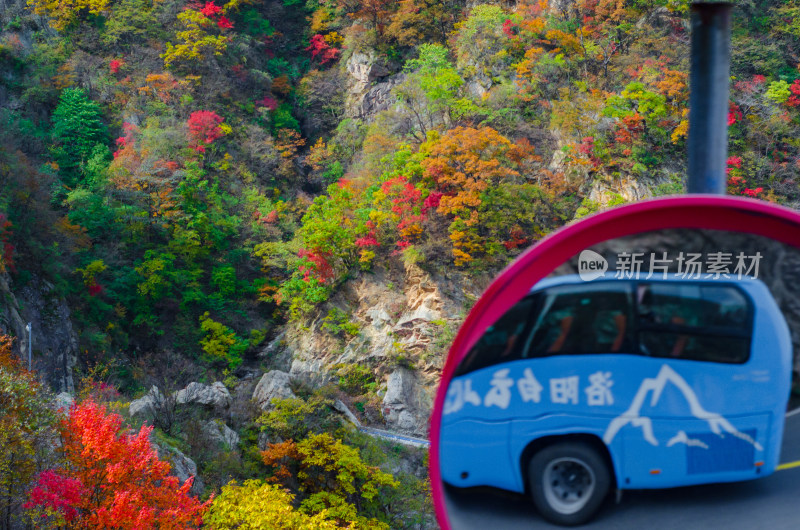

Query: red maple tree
[306,34,340,65]
[24,471,85,522]
[199,1,222,17]
[187,110,225,152]
[26,400,210,528]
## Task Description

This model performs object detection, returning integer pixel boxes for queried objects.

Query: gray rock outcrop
[282,262,464,434]
[252,370,295,409]
[258,330,293,371]
[289,358,330,386]
[175,381,231,409]
[346,51,390,88]
[257,431,272,451]
[201,420,240,449]
[333,399,362,427]
[0,274,78,393]
[382,367,430,435]
[356,74,404,119]
[344,50,398,119]
[586,175,653,206]
[151,437,204,495]
[129,385,163,418]
[54,391,74,413]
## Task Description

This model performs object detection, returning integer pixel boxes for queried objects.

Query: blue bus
[440,275,792,525]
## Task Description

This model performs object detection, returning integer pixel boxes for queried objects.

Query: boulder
[252,370,295,410]
[151,439,204,495]
[175,381,231,409]
[382,368,428,435]
[129,385,163,418]
[54,392,74,413]
[201,420,240,449]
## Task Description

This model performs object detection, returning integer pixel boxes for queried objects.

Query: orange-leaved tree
[26,399,210,528]
[337,0,394,42]
[421,126,524,266]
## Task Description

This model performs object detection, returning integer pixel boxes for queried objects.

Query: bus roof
[531,273,767,293]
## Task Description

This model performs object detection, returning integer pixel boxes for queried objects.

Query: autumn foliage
[260,433,398,527]
[1,335,57,527]
[29,0,109,31]
[24,471,85,522]
[199,2,233,29]
[206,480,342,529]
[0,214,14,273]
[306,34,340,64]
[371,176,426,253]
[422,126,524,265]
[25,400,211,528]
[187,110,225,152]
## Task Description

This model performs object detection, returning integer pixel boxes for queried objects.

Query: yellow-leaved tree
[28,0,109,31]
[162,9,228,69]
[260,433,398,529]
[205,480,343,530]
[162,0,249,69]
[0,335,57,528]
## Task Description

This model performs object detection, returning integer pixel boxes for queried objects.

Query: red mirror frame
[429,195,800,528]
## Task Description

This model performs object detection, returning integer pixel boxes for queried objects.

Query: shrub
[334,364,376,396]
[198,312,247,369]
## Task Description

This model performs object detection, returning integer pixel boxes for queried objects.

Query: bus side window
[636,283,753,363]
[524,286,634,357]
[454,295,538,376]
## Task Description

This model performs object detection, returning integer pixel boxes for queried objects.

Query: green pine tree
[51,88,108,186]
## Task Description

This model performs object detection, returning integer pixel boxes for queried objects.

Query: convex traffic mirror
[430,196,800,528]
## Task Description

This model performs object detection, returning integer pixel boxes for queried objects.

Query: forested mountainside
[1,0,799,526]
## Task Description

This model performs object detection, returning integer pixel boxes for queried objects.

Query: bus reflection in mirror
[439,229,798,528]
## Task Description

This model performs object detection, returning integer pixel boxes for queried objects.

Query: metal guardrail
[332,398,430,448]
[359,426,430,448]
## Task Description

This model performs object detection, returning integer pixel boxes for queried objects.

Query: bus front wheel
[528,442,610,526]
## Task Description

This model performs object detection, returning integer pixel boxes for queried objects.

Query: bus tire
[528,442,610,526]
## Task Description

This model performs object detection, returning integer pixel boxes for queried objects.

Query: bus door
[508,282,637,487]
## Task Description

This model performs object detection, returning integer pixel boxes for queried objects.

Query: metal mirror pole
[687,2,733,194]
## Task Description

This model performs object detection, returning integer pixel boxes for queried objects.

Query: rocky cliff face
[266,261,481,436]
[0,273,77,393]
[586,175,654,204]
[343,50,403,120]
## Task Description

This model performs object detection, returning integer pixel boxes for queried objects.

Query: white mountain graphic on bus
[602,364,763,451]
